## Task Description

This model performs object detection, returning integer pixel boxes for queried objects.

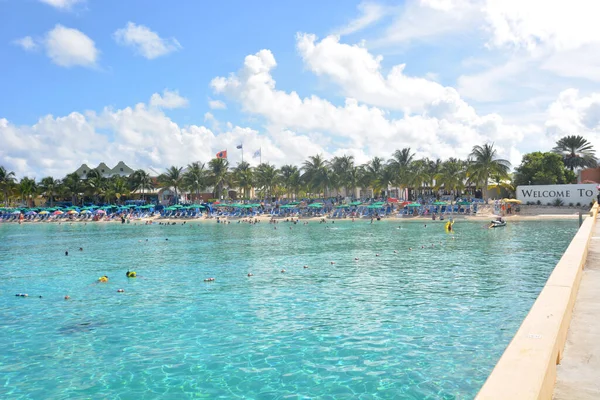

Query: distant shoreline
[2,209,586,225]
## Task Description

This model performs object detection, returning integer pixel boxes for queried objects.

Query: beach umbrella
[307,203,324,208]
[53,210,64,215]
[80,210,92,214]
[39,210,50,215]
[387,198,399,203]
[433,201,448,205]
[95,209,106,214]
[25,211,37,216]
[456,201,471,206]
[67,210,78,214]
[407,203,421,207]
[12,210,22,214]
[502,198,522,204]
[350,201,362,206]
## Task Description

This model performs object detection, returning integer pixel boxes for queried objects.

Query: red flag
[216,150,227,159]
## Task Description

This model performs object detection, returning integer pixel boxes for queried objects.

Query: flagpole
[242,146,244,164]
[260,147,262,164]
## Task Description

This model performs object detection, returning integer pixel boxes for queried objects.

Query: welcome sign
[516,184,598,205]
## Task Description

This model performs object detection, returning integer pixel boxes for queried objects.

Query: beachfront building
[73,161,135,179]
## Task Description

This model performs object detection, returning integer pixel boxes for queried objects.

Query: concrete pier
[553,217,600,399]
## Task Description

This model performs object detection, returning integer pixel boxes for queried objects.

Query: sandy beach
[5,205,589,225]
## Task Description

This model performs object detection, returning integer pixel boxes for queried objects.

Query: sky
[2,0,600,179]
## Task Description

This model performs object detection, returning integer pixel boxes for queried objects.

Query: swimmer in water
[65,250,68,256]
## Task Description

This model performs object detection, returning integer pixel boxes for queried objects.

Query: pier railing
[476,202,599,400]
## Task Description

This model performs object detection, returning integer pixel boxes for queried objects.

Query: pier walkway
[554,216,600,399]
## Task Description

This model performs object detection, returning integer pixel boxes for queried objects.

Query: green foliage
[513,152,571,186]
[552,198,564,207]
[467,143,511,199]
[552,135,597,171]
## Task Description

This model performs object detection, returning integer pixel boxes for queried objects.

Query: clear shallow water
[0,219,577,399]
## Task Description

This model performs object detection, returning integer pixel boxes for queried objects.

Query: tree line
[0,136,596,207]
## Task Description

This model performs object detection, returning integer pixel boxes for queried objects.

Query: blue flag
[236,144,243,149]
[253,149,261,158]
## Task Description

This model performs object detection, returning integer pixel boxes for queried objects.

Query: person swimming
[126,271,137,278]
[98,275,108,283]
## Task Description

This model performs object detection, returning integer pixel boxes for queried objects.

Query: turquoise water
[0,219,577,399]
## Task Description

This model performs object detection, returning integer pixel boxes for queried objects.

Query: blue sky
[2,0,600,178]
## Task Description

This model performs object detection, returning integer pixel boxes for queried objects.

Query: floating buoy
[281,269,286,273]
[247,273,253,277]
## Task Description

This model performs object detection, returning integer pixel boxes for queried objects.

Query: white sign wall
[516,184,598,205]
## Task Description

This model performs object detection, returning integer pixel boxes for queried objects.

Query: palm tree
[552,135,598,171]
[408,159,432,200]
[435,158,467,204]
[347,166,361,199]
[183,162,207,202]
[62,172,83,206]
[302,155,331,197]
[363,157,386,197]
[159,166,184,204]
[19,177,37,208]
[331,155,355,197]
[232,161,253,199]
[105,176,130,205]
[129,169,154,201]
[0,166,17,206]
[468,143,511,201]
[488,173,515,198]
[388,148,415,200]
[86,175,107,204]
[255,163,279,200]
[39,177,61,207]
[279,165,300,199]
[208,158,230,199]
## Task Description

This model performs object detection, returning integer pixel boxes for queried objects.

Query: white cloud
[0,95,326,178]
[13,36,37,51]
[334,2,386,36]
[546,89,600,137]
[297,33,448,111]
[211,47,528,166]
[149,89,189,109]
[208,100,227,110]
[113,22,181,59]
[374,0,481,46]
[484,0,600,52]
[39,0,83,10]
[44,24,98,67]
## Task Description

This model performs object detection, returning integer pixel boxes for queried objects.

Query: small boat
[490,220,506,228]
